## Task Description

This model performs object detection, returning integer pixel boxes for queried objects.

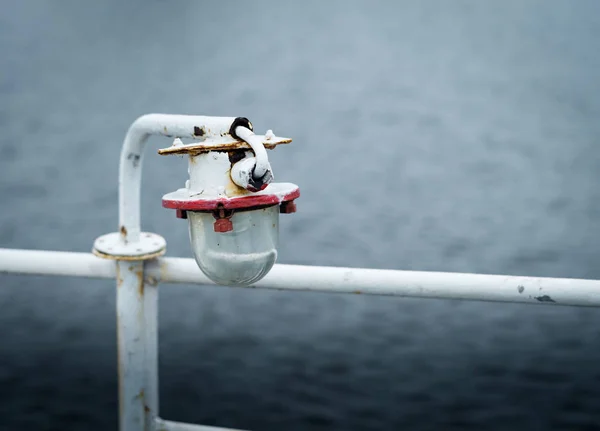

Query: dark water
[1,1,600,430]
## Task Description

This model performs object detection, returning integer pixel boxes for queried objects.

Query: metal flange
[162,182,300,212]
[93,232,166,261]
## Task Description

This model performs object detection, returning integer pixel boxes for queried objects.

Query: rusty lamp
[159,117,299,286]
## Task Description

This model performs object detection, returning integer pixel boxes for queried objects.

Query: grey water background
[1,1,600,430]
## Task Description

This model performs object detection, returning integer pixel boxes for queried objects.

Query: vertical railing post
[116,260,158,431]
[93,114,254,431]
[143,263,159,430]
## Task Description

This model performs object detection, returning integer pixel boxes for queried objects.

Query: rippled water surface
[1,1,600,430]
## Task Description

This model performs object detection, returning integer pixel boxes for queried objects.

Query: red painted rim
[163,188,300,211]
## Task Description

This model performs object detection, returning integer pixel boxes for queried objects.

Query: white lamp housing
[160,118,299,286]
[188,206,279,286]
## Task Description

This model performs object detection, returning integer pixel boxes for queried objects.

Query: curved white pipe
[234,125,271,178]
[119,114,236,243]
[2,248,600,308]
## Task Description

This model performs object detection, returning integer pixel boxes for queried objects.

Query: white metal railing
[2,113,599,431]
[2,249,600,431]
[2,248,599,308]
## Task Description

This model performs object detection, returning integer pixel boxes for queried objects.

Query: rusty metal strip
[157,137,291,156]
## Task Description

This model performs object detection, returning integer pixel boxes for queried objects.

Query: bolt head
[214,218,234,233]
[280,200,297,214]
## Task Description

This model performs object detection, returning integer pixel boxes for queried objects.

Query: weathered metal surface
[157,135,291,156]
[119,114,237,244]
[3,248,600,308]
[154,258,600,307]
[162,183,300,212]
[117,260,147,431]
[93,232,166,260]
[115,259,158,431]
[187,152,239,196]
[230,156,272,192]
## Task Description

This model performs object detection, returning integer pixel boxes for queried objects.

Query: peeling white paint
[187,152,232,195]
[163,182,299,204]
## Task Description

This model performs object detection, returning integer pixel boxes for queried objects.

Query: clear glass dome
[188,205,279,286]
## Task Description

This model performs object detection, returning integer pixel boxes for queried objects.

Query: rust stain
[116,264,124,288]
[135,266,145,296]
[353,290,362,294]
[193,126,206,137]
[223,166,252,197]
[145,275,158,286]
[94,249,165,261]
[144,405,151,413]
[163,126,168,134]
[159,261,169,283]
[120,225,127,238]
[189,154,197,165]
[225,173,251,197]
[157,137,291,156]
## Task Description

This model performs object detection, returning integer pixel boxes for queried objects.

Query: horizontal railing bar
[156,418,246,431]
[1,248,599,307]
[0,248,115,278]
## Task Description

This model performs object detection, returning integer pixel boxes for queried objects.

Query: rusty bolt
[214,218,233,233]
[280,200,296,214]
